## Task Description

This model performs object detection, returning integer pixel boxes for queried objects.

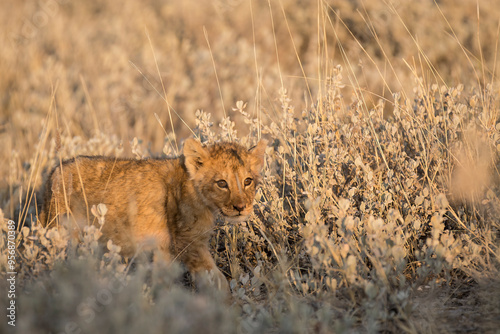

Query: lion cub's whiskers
[40,138,267,292]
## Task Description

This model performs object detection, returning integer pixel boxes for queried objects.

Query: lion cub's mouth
[224,214,249,223]
[219,210,250,223]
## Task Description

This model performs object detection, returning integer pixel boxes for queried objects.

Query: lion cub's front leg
[181,245,229,293]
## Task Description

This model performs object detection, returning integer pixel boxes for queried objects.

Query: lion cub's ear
[183,138,209,176]
[248,139,268,173]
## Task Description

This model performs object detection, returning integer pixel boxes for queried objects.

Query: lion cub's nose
[233,203,246,212]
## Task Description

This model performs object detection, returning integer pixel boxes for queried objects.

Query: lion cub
[40,138,267,291]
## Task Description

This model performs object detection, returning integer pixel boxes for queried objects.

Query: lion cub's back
[54,156,170,198]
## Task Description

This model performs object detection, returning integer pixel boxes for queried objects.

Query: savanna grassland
[1,0,500,333]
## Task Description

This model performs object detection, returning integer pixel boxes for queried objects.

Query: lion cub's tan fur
[40,138,267,291]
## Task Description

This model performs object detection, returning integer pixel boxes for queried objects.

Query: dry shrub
[450,128,493,204]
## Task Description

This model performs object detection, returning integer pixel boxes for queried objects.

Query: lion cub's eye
[244,178,253,186]
[216,180,228,189]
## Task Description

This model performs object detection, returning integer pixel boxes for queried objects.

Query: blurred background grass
[1,0,499,180]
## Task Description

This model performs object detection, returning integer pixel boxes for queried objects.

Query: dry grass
[1,0,500,333]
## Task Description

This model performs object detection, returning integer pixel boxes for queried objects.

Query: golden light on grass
[1,0,499,333]
[450,129,493,204]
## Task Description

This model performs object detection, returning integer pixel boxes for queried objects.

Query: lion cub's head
[183,138,267,222]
